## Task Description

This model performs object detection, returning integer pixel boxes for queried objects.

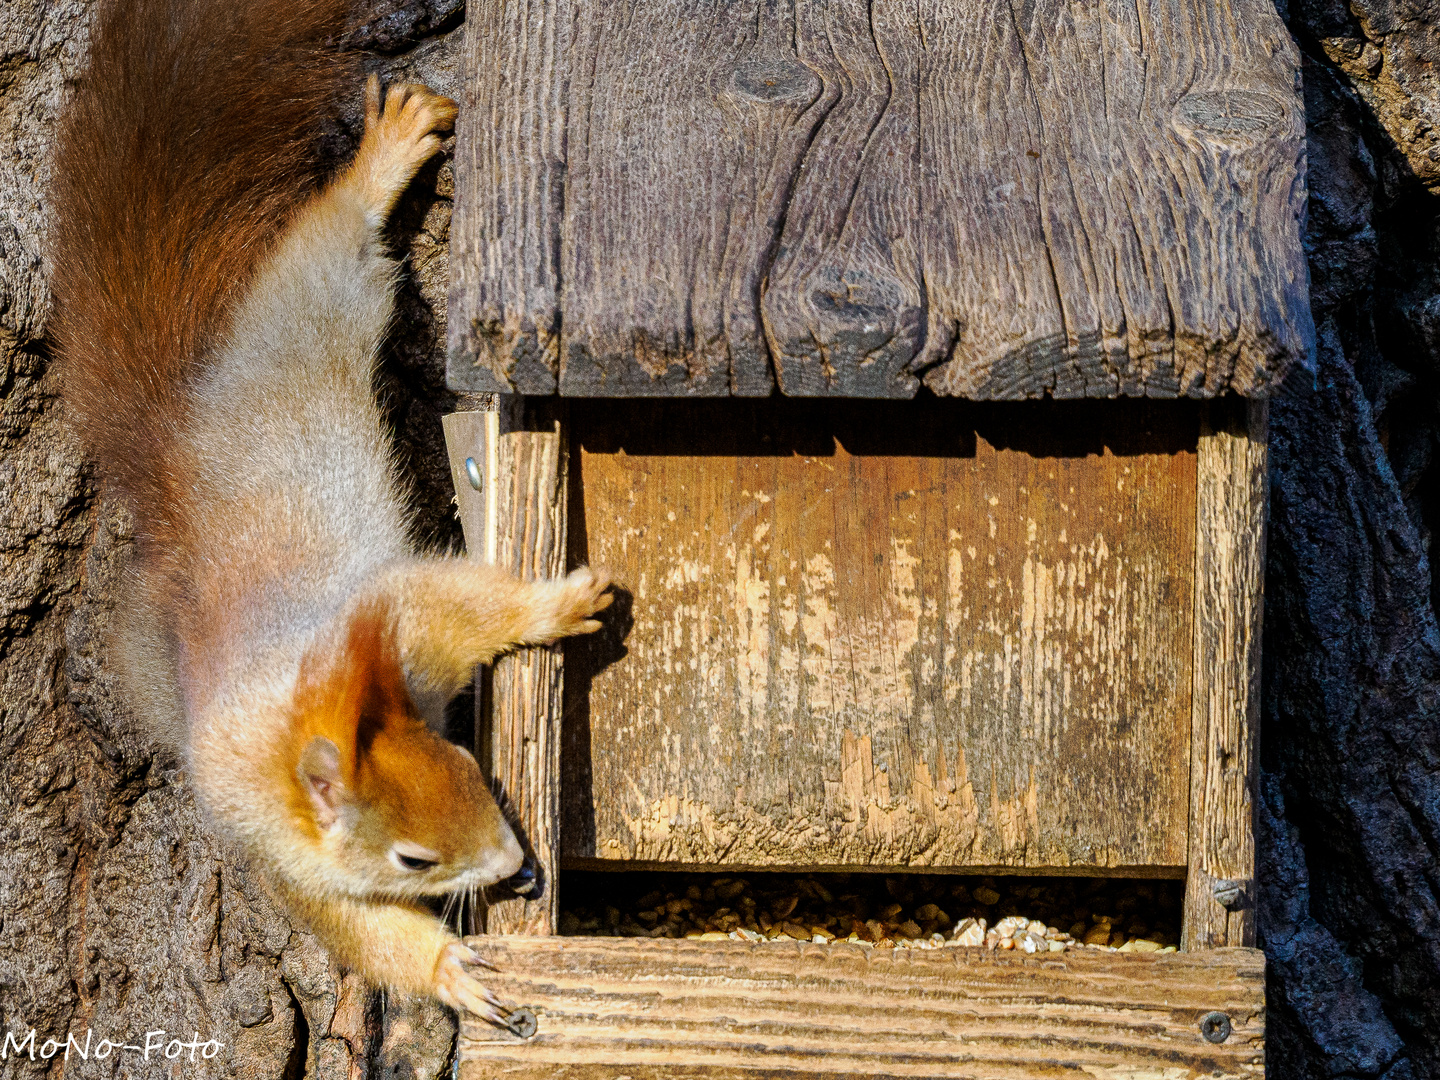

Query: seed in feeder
[715,879,747,900]
[879,902,905,921]
[973,886,1001,905]
[1082,924,1112,946]
[915,903,945,923]
[953,918,986,947]
[899,920,923,938]
[771,896,799,919]
[998,937,1015,950]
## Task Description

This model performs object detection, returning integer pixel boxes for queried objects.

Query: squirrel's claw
[462,944,499,972]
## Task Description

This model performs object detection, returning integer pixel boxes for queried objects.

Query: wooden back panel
[448,0,1311,400]
[562,399,1197,871]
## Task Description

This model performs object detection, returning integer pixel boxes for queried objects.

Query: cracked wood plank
[457,938,1265,1078]
[448,0,1312,399]
[562,398,1196,870]
[445,401,568,935]
[1183,398,1266,948]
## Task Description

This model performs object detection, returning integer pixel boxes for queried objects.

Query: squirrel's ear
[298,736,345,828]
[338,606,416,767]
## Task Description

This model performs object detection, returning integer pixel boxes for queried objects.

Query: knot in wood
[726,58,821,106]
[1173,89,1288,147]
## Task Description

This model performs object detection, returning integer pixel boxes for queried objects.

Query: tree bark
[1259,5,1440,1074]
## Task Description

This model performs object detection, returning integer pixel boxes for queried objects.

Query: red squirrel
[47,0,610,1021]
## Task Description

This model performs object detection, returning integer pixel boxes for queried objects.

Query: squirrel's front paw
[351,74,458,221]
[433,941,509,1027]
[527,567,614,644]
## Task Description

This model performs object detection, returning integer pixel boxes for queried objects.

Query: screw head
[1212,879,1243,910]
[506,1008,537,1039]
[1200,1011,1232,1044]
[464,456,483,492]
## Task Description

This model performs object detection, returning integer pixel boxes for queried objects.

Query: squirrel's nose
[507,861,538,896]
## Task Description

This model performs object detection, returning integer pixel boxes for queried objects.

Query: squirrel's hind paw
[351,74,457,222]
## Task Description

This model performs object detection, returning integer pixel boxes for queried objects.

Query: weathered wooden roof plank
[447,0,1312,400]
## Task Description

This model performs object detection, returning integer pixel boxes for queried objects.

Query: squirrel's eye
[391,843,441,872]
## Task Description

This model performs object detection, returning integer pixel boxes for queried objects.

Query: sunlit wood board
[562,398,1197,872]
[458,937,1265,1078]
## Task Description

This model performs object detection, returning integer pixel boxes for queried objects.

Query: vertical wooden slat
[1183,397,1268,949]
[442,401,567,936]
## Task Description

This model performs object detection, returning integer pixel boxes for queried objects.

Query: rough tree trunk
[1260,2,1440,1076]
[3,0,1440,1077]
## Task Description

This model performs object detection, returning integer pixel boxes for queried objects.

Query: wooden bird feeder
[439,0,1309,1074]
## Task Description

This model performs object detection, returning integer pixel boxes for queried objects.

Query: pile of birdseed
[559,871,1183,954]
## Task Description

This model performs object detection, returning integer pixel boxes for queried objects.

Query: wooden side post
[443,399,568,936]
[1183,397,1268,949]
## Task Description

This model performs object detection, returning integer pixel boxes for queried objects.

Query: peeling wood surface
[1183,400,1266,949]
[562,399,1197,870]
[457,937,1265,1077]
[447,0,1312,400]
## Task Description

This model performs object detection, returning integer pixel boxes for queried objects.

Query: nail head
[464,456,483,491]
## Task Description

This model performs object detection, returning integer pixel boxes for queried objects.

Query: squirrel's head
[284,604,524,898]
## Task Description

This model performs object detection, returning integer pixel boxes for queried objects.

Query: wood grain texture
[447,0,1313,400]
[457,937,1265,1077]
[445,0,568,394]
[1183,399,1266,949]
[563,399,1197,871]
[444,403,569,935]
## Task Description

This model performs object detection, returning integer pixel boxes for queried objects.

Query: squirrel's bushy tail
[50,0,356,552]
